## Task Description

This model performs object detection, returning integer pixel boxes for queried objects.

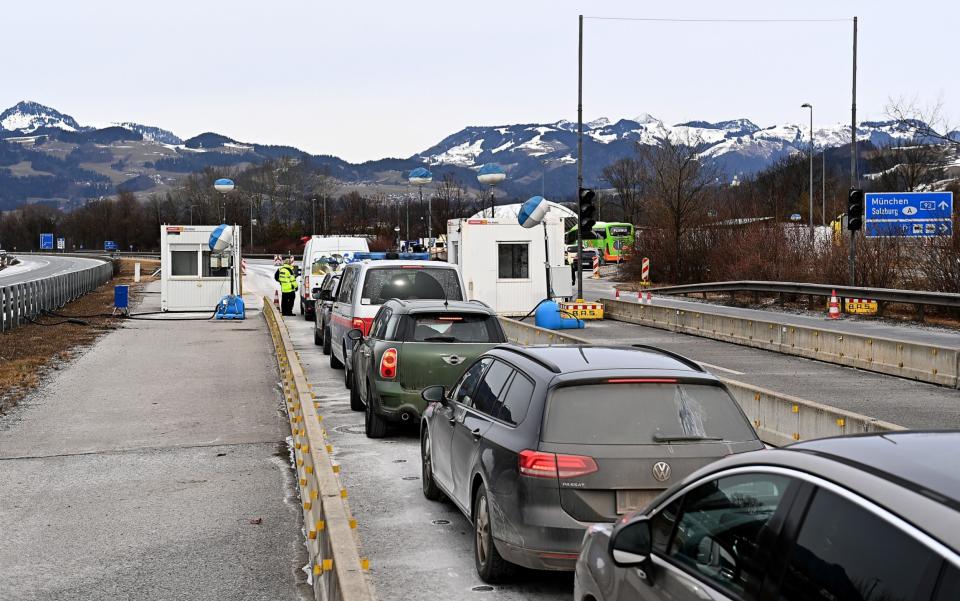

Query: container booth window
[498,242,529,279]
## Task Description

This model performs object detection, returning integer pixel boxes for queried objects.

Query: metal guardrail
[647,280,960,310]
[498,317,905,445]
[0,258,113,333]
[263,298,375,601]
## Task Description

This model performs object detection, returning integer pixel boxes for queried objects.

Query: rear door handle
[471,428,482,440]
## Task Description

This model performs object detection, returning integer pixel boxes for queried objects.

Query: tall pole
[405,195,410,248]
[418,186,425,239]
[822,150,826,226]
[312,198,316,234]
[323,196,327,234]
[849,16,858,286]
[249,195,254,252]
[808,106,814,234]
[426,188,432,239]
[576,14,584,301]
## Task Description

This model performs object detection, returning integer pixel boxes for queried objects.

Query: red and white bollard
[614,287,620,299]
[646,292,653,305]
[592,255,600,279]
[274,290,280,307]
[641,257,650,283]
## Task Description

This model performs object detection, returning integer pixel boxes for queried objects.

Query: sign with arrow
[864,192,953,238]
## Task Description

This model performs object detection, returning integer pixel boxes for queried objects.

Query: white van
[326,259,466,386]
[299,236,370,319]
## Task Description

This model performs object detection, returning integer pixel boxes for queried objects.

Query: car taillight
[304,275,310,289]
[351,317,374,335]
[379,348,398,379]
[518,450,598,479]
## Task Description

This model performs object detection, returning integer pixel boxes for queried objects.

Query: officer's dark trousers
[281,291,296,315]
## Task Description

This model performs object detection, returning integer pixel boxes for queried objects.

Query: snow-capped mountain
[0,100,85,133]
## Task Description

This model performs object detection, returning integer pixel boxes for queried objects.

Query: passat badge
[442,355,466,366]
[652,461,672,482]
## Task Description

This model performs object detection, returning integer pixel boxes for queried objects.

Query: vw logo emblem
[442,355,465,366]
[652,461,672,482]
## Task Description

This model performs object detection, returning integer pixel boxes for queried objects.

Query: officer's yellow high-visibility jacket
[278,265,298,293]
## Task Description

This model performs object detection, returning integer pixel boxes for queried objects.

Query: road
[244,261,572,600]
[0,254,105,285]
[0,281,309,601]
[580,277,960,349]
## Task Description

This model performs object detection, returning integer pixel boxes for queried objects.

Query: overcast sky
[3,0,957,162]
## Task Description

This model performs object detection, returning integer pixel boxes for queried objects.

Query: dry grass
[0,259,159,414]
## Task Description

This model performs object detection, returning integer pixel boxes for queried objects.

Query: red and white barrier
[592,255,600,279]
[641,257,650,282]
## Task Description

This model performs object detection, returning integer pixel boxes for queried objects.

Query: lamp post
[312,198,317,234]
[477,163,506,218]
[408,167,434,239]
[189,204,198,225]
[801,103,814,233]
[394,226,401,251]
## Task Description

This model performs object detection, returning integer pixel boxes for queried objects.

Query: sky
[3,0,958,163]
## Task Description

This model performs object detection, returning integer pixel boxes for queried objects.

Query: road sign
[56,237,65,250]
[864,192,953,238]
[104,240,118,251]
[40,233,54,250]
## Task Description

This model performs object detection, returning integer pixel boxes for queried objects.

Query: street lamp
[408,167,434,239]
[214,178,235,223]
[477,163,506,218]
[394,226,401,250]
[189,204,198,225]
[801,103,814,233]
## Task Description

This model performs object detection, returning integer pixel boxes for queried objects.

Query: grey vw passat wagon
[575,431,960,601]
[418,344,763,583]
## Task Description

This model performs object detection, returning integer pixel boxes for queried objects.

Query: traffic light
[579,187,597,233]
[847,188,864,231]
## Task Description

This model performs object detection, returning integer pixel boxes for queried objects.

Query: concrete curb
[498,317,905,445]
[602,298,960,389]
[264,298,376,601]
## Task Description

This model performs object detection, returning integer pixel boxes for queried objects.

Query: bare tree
[638,134,717,281]
[602,155,647,224]
[886,97,960,150]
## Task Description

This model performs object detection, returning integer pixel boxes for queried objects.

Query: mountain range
[0,100,946,211]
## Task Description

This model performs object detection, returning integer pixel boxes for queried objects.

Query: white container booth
[446,216,571,316]
[160,225,241,311]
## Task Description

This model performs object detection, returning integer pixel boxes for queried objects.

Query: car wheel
[299,298,304,315]
[473,486,514,583]
[344,360,352,390]
[421,430,444,501]
[349,371,363,411]
[322,327,332,355]
[364,381,387,438]
[329,343,343,369]
[313,324,322,346]
[303,307,311,321]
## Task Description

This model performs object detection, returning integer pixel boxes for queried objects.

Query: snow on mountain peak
[0,100,83,133]
[632,113,661,125]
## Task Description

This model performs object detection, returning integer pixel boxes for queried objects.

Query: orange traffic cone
[645,292,653,305]
[273,290,280,307]
[828,290,841,319]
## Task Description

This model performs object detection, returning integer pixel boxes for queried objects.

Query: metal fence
[0,260,114,332]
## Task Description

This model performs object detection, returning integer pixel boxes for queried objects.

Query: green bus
[567,221,634,263]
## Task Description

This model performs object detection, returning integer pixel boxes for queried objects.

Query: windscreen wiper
[423,336,456,342]
[654,434,723,442]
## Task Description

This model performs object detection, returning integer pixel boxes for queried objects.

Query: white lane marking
[697,361,745,375]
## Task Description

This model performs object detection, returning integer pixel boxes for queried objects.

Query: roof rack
[629,344,705,372]
[493,345,562,374]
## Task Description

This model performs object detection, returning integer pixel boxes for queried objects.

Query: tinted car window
[472,360,512,416]
[361,267,463,305]
[494,373,534,425]
[542,383,757,445]
[668,474,794,598]
[337,267,357,303]
[405,313,503,343]
[780,488,940,601]
[453,358,491,406]
[370,308,391,339]
[651,497,682,553]
[933,563,959,601]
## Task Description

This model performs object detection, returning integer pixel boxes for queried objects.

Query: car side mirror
[320,289,333,301]
[346,328,363,342]
[311,289,323,300]
[421,385,446,405]
[610,517,652,567]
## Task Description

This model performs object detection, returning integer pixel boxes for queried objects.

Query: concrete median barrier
[264,299,375,601]
[602,298,960,389]
[498,317,905,445]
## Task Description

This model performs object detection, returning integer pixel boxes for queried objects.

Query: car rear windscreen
[404,313,503,343]
[361,267,463,305]
[542,383,757,445]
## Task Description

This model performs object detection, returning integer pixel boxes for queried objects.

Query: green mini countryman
[346,299,506,438]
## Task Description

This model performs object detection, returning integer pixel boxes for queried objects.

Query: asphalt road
[0,282,310,601]
[244,265,572,601]
[580,278,960,349]
[0,254,105,285]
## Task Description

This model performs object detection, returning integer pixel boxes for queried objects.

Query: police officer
[277,258,298,316]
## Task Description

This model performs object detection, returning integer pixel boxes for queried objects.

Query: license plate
[616,490,662,514]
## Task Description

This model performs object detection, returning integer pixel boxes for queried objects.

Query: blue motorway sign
[864,192,953,238]
[104,240,118,251]
[40,233,54,249]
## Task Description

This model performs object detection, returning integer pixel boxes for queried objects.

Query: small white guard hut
[160,224,242,311]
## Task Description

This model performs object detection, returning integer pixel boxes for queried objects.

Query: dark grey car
[575,431,960,601]
[313,272,341,350]
[419,344,762,583]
